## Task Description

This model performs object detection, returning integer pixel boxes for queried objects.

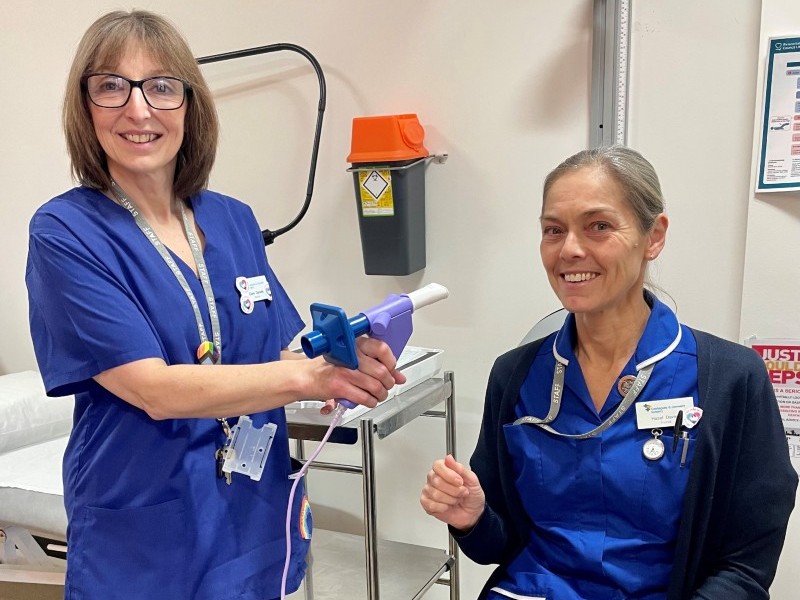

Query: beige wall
[1,1,796,597]
[741,2,800,598]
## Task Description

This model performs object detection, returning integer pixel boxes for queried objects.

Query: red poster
[746,338,800,432]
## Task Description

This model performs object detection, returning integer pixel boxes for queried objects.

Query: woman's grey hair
[542,145,665,232]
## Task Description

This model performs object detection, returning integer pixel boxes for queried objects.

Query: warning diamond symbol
[363,171,389,200]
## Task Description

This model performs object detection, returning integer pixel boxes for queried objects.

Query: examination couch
[0,370,71,585]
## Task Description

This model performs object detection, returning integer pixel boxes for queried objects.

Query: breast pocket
[503,423,583,522]
[636,429,695,539]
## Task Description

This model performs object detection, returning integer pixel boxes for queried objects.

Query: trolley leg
[361,418,379,599]
[444,372,460,600]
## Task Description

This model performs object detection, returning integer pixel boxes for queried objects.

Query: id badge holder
[222,415,277,482]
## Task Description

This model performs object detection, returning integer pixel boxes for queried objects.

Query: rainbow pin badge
[197,341,219,365]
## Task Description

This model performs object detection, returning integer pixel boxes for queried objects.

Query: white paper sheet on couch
[0,435,67,495]
[0,370,73,454]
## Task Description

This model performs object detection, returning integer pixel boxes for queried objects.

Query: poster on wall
[756,36,800,192]
[745,337,800,434]
[789,435,800,466]
[745,338,800,468]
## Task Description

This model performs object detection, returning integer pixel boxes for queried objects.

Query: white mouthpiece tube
[406,283,449,311]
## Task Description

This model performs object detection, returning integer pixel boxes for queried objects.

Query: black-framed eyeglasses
[81,73,191,110]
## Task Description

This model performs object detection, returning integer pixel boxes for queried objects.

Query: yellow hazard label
[358,169,394,216]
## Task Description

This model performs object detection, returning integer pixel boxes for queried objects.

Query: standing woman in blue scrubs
[420,146,797,600]
[26,10,404,600]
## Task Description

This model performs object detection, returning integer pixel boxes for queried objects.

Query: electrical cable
[280,403,347,600]
[197,44,327,246]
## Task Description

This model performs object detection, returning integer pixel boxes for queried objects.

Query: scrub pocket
[194,460,314,600]
[68,498,188,599]
[287,458,313,584]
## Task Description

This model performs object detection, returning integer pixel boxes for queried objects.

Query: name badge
[222,415,277,482]
[635,397,695,429]
[235,275,272,314]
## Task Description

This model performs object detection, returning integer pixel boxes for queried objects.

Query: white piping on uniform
[489,587,546,600]
[636,323,682,370]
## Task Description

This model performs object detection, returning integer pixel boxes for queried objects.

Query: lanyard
[513,310,683,439]
[110,181,222,364]
[110,183,239,484]
[513,361,654,439]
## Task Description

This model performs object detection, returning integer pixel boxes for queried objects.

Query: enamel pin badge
[235,275,272,314]
[683,406,703,429]
[617,375,637,396]
[197,340,219,365]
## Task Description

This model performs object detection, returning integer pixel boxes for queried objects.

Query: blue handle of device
[301,296,414,410]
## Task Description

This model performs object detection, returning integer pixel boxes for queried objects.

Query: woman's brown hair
[62,10,218,199]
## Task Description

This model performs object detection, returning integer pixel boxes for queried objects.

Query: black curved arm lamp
[197,44,327,246]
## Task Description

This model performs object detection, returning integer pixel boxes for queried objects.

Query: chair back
[518,308,568,346]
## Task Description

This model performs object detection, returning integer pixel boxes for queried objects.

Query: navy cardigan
[455,329,797,600]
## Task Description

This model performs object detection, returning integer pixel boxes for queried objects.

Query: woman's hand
[420,454,485,532]
[309,336,406,413]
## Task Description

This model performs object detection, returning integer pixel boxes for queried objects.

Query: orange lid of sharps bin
[347,114,429,163]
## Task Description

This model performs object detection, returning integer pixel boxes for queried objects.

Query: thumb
[444,454,480,488]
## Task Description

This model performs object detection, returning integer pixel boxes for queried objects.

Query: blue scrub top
[27,187,308,600]
[493,294,699,600]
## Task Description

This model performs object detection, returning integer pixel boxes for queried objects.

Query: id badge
[235,275,272,314]
[222,415,277,481]
[635,397,695,429]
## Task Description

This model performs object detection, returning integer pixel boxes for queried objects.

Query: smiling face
[88,43,186,188]
[540,166,667,318]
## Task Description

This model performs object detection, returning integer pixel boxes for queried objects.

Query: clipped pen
[672,410,683,453]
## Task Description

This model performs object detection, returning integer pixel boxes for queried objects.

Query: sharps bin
[347,114,429,276]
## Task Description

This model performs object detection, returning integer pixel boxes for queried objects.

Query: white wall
[628,1,761,338]
[1,1,797,598]
[1,2,589,597]
[741,2,800,598]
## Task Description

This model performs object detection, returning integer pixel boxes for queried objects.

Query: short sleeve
[264,261,305,350]
[227,196,304,350]
[27,219,164,397]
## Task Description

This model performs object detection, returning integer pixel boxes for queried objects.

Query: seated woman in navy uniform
[420,145,797,600]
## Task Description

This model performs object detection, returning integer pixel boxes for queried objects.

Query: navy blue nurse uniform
[26,187,308,600]
[491,293,699,600]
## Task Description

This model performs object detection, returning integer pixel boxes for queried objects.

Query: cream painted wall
[628,1,760,340]
[1,0,797,598]
[1,2,590,597]
[632,2,800,596]
[741,2,800,598]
